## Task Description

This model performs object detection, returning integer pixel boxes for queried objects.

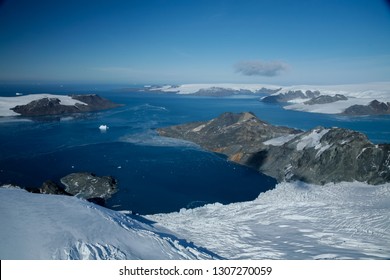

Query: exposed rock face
[70,94,119,111]
[157,112,390,185]
[261,90,320,103]
[11,94,120,116]
[304,94,348,105]
[40,180,71,195]
[60,172,118,199]
[25,180,71,195]
[343,100,390,115]
[259,127,390,185]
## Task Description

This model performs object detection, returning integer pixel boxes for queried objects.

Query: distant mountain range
[137,82,390,115]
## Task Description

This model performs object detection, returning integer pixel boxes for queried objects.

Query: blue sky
[0,0,389,85]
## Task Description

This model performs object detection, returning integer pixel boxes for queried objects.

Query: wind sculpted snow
[149,181,390,259]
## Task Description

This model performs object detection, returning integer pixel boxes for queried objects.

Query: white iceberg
[99,125,109,131]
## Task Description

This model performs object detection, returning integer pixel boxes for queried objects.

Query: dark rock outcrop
[261,90,320,103]
[40,180,72,195]
[25,180,71,195]
[304,94,348,105]
[343,100,390,116]
[70,94,119,111]
[11,94,120,116]
[23,174,117,207]
[157,112,390,185]
[60,172,117,199]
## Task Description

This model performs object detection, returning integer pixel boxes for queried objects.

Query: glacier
[149,181,390,259]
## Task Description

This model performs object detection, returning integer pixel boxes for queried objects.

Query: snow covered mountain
[0,187,217,260]
[148,82,390,115]
[148,83,281,95]
[149,181,390,260]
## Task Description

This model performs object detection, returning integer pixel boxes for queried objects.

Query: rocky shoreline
[157,112,390,185]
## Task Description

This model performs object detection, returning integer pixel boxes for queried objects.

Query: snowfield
[149,181,390,260]
[0,187,217,260]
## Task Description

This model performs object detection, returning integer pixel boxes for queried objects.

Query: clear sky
[0,0,390,85]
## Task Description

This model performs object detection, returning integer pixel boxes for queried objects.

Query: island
[157,112,390,185]
[0,94,121,117]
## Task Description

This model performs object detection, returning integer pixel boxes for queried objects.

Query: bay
[0,87,389,214]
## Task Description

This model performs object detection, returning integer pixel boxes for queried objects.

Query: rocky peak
[157,112,300,156]
[343,100,390,115]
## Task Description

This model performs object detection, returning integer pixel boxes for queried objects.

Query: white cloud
[234,60,289,77]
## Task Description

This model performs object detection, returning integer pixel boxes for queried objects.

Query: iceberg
[99,124,109,131]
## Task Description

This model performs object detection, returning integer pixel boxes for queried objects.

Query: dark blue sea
[1,85,389,214]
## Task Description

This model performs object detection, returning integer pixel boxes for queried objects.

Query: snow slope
[0,94,87,117]
[149,181,390,259]
[0,187,217,260]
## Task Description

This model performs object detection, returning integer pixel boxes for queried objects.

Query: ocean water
[1,86,389,214]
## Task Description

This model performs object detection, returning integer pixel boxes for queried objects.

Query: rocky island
[0,94,121,117]
[157,112,390,185]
